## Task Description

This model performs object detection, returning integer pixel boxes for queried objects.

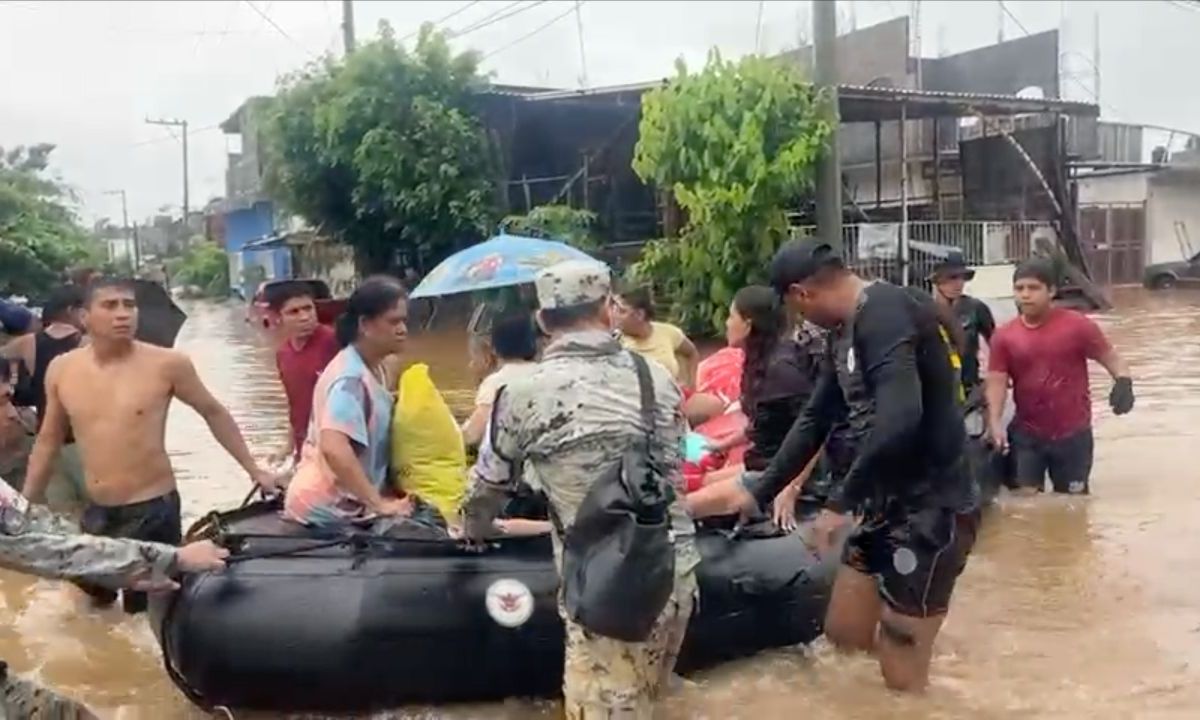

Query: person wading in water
[2,285,88,510]
[986,258,1133,495]
[722,238,980,692]
[463,260,698,718]
[22,277,279,613]
[929,252,995,398]
[268,282,340,465]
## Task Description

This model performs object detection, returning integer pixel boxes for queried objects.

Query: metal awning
[504,81,1099,121]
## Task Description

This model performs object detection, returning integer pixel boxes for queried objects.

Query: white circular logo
[892,547,918,576]
[485,578,534,628]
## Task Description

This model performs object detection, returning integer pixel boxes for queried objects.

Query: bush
[174,242,229,297]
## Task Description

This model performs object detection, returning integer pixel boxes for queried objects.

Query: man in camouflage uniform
[462,260,699,719]
[0,474,227,718]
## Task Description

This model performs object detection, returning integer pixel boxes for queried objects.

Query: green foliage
[630,52,831,333]
[262,22,495,275]
[0,144,94,299]
[502,204,599,251]
[174,242,229,297]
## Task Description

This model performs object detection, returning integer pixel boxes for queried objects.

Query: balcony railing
[791,220,1055,284]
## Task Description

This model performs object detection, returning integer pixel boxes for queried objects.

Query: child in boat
[461,313,539,448]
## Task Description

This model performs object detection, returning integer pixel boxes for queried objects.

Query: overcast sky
[1,0,1195,226]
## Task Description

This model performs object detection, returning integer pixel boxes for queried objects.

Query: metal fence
[790,220,1054,285]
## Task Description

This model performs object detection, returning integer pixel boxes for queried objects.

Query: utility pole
[997,1,1005,43]
[1092,12,1101,106]
[104,189,137,271]
[145,117,189,227]
[342,0,356,55]
[813,0,842,252]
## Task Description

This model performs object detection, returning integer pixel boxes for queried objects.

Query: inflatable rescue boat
[153,499,839,713]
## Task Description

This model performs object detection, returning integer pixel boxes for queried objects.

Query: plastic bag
[391,364,467,522]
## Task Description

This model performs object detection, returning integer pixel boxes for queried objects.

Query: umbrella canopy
[134,280,187,348]
[409,233,598,300]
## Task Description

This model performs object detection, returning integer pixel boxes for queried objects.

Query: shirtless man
[23,277,278,613]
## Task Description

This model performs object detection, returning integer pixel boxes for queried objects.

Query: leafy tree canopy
[502,204,599,251]
[0,144,97,299]
[262,22,496,275]
[631,51,831,333]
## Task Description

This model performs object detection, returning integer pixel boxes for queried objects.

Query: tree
[262,22,495,275]
[173,241,229,298]
[502,204,599,251]
[630,52,831,333]
[0,144,96,299]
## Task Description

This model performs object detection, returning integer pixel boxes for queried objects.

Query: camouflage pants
[561,572,697,720]
[0,663,98,719]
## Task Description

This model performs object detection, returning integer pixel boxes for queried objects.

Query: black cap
[769,237,845,295]
[929,251,976,281]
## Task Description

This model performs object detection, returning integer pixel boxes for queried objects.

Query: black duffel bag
[551,352,676,642]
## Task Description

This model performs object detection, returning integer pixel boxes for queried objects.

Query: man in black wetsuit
[734,238,979,692]
[930,252,995,396]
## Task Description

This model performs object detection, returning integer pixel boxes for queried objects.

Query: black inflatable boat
[153,500,839,713]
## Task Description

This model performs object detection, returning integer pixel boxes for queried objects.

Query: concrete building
[1076,161,1200,285]
[218,97,289,298]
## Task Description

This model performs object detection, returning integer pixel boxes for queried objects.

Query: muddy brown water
[3,290,1200,719]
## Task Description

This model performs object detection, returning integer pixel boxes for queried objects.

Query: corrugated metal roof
[495,80,1099,120]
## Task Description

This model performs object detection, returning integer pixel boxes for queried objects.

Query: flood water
[3,290,1200,719]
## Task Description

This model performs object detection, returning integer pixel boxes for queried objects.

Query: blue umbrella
[409,233,600,300]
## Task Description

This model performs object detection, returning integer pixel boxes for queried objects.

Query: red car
[248,279,347,331]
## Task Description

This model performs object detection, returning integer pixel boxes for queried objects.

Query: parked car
[1143,251,1200,290]
[247,279,347,331]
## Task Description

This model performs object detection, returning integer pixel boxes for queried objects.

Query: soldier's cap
[769,237,845,295]
[535,259,612,310]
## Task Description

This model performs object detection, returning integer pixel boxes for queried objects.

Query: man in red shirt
[271,283,340,464]
[985,259,1134,495]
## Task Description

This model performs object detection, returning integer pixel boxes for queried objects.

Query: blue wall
[237,246,293,300]
[223,201,275,296]
[223,202,275,253]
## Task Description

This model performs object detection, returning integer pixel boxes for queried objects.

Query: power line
[402,0,484,41]
[998,2,1031,37]
[128,124,221,149]
[454,1,547,38]
[242,0,319,58]
[1165,0,1200,13]
[481,2,580,61]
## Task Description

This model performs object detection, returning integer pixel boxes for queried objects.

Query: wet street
[2,290,1200,719]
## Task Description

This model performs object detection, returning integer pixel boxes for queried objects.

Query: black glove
[1109,377,1134,415]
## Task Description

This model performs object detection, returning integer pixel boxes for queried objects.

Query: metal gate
[1078,204,1146,286]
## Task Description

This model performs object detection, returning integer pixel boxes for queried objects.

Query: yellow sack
[391,363,468,522]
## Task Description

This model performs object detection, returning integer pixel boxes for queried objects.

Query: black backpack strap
[628,352,656,443]
[487,385,513,464]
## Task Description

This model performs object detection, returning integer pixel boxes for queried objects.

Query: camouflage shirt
[0,476,177,587]
[463,330,700,576]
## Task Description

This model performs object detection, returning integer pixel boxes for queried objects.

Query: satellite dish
[1016,85,1046,100]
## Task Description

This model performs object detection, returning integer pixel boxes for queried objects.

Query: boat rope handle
[213,707,235,719]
